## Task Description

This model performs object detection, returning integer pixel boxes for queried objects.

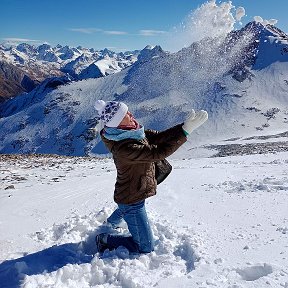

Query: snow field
[1,151,288,287]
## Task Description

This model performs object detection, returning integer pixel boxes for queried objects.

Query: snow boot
[95,233,109,253]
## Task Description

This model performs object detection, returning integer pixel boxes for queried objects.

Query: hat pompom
[94,100,106,112]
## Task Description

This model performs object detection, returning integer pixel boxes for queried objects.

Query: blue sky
[1,0,287,52]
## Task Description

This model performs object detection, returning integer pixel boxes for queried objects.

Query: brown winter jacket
[101,124,187,204]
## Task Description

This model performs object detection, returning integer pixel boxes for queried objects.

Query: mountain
[0,61,38,102]
[0,22,288,157]
[0,43,140,100]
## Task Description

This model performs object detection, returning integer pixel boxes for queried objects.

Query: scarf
[103,126,145,141]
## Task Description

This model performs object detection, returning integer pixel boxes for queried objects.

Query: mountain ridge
[0,43,143,101]
[0,22,288,157]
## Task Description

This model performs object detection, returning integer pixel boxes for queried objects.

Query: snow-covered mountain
[0,22,288,157]
[0,43,140,101]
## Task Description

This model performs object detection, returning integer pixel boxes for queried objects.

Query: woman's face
[119,111,136,126]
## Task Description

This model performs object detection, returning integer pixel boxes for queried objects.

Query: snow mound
[236,263,273,281]
[1,209,201,288]
[31,208,111,246]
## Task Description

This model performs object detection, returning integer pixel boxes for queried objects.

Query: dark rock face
[0,61,34,102]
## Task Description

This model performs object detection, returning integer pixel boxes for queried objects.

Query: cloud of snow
[235,7,245,21]
[125,0,255,123]
[166,0,245,52]
[254,16,278,26]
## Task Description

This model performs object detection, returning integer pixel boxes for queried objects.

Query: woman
[94,100,208,254]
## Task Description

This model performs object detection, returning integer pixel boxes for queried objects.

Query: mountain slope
[0,22,288,157]
[0,61,38,102]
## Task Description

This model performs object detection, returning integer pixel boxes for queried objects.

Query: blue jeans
[106,200,154,253]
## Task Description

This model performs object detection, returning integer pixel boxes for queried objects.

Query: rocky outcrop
[0,61,38,102]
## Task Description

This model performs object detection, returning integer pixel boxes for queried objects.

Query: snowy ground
[1,149,288,288]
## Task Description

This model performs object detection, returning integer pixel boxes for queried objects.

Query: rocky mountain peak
[0,43,140,100]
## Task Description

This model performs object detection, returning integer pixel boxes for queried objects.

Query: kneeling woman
[94,100,208,254]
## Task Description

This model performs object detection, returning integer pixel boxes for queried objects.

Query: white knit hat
[95,100,128,127]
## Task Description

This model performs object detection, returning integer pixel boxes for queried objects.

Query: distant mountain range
[0,43,148,102]
[0,22,288,157]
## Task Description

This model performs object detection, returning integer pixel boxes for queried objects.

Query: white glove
[182,109,208,135]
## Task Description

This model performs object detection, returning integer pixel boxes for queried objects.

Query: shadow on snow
[0,240,96,288]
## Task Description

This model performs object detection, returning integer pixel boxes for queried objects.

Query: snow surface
[1,151,288,288]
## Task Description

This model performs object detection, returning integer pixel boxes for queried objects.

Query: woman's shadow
[0,233,98,288]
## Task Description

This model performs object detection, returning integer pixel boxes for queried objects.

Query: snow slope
[1,0,288,157]
[0,151,288,288]
[1,21,288,157]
